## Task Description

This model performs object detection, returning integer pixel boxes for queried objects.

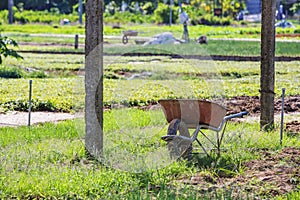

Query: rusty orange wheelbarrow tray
[158,99,247,156]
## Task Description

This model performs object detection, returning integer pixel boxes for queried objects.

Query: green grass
[1,108,299,199]
[103,41,300,57]
[1,55,299,112]
[2,33,86,45]
[2,52,300,76]
[1,23,299,199]
[0,75,298,112]
[7,39,299,57]
[1,24,85,35]
[3,53,84,71]
[1,23,300,39]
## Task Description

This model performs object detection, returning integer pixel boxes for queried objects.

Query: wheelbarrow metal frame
[159,99,247,156]
[122,30,138,44]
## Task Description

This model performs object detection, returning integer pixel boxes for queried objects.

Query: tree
[85,0,103,158]
[260,0,276,131]
[0,34,23,64]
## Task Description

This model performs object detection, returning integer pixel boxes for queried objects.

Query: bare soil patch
[225,95,300,133]
[226,95,300,115]
[180,147,300,198]
[286,121,300,136]
[0,111,75,127]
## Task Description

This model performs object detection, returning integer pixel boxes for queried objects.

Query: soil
[226,95,300,115]
[180,147,300,198]
[0,111,76,127]
[286,121,300,136]
[225,95,300,135]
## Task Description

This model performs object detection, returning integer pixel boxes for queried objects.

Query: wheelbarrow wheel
[163,119,193,160]
[122,35,128,44]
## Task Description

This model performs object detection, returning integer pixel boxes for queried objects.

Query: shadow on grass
[189,152,240,178]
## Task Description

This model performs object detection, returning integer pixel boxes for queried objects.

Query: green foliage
[221,0,244,18]
[0,78,77,112]
[294,28,300,34]
[154,3,179,24]
[12,10,79,24]
[191,14,232,25]
[0,66,47,78]
[2,99,56,112]
[0,34,23,64]
[0,10,8,25]
[104,11,153,24]
[186,0,246,16]
[0,59,299,112]
[289,2,300,15]
[2,53,84,72]
[142,2,156,15]
[0,66,24,78]
[105,1,119,15]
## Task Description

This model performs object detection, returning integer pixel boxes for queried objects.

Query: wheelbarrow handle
[224,111,248,121]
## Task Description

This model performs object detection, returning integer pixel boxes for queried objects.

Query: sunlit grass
[0,56,299,112]
[8,39,300,56]
[1,108,299,199]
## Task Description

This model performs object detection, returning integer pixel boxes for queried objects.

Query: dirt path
[0,111,76,127]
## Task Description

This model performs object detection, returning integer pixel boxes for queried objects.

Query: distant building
[246,0,298,15]
[246,0,262,14]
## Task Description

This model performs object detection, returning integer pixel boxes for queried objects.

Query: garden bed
[180,147,300,198]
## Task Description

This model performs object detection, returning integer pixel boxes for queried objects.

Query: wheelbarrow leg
[195,138,210,157]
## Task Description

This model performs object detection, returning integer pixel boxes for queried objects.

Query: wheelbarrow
[122,30,138,44]
[158,99,247,158]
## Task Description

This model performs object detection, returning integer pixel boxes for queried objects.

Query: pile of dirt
[181,147,300,198]
[230,148,300,197]
[286,121,300,135]
[224,95,300,134]
[225,95,300,115]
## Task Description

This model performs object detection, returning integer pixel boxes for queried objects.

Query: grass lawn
[0,109,299,199]
[1,52,299,112]
[1,23,299,39]
[0,23,299,199]
[7,39,299,57]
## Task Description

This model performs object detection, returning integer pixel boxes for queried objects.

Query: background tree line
[0,0,78,14]
[0,0,299,25]
[0,0,247,16]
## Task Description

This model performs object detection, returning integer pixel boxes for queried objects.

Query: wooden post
[260,0,276,131]
[78,0,83,25]
[85,0,103,157]
[8,0,14,24]
[169,0,173,26]
[28,80,32,127]
[280,88,285,145]
[75,34,79,49]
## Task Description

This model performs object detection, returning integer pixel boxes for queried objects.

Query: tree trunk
[8,0,13,24]
[260,0,276,131]
[85,0,103,157]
